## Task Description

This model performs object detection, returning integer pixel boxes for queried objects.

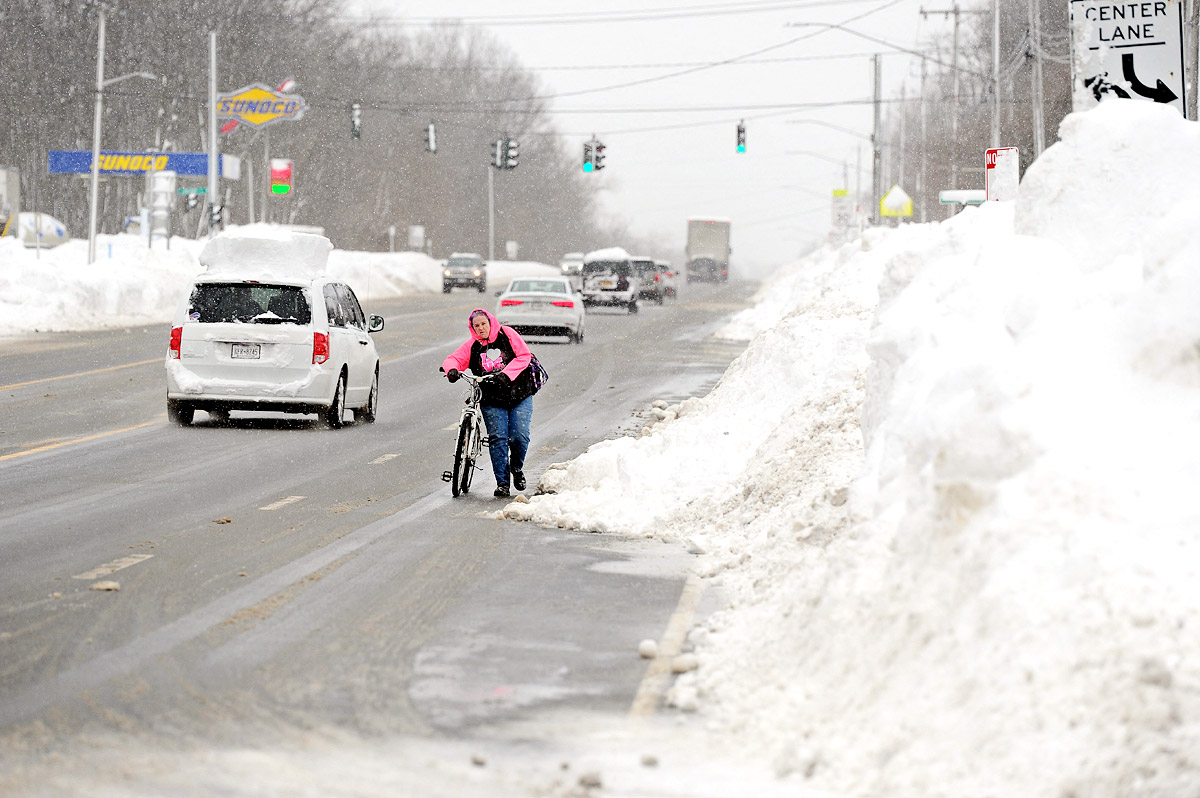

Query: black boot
[512,470,526,491]
[493,483,510,498]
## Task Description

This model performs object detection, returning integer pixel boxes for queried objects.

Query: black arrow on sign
[1122,53,1178,104]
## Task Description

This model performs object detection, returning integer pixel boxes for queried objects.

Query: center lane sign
[1070,0,1187,114]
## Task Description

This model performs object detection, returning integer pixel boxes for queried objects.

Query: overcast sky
[355,0,957,277]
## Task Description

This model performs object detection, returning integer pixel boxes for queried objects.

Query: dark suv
[442,253,487,293]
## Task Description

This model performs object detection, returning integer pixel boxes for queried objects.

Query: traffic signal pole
[487,165,495,261]
[261,129,270,224]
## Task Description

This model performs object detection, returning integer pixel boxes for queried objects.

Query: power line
[487,0,909,103]
[399,51,885,72]
[331,0,885,27]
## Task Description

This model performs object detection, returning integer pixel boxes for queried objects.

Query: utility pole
[951,5,960,192]
[898,83,907,190]
[855,144,863,231]
[919,56,928,222]
[87,7,106,264]
[991,0,1000,148]
[1189,0,1199,120]
[871,54,882,226]
[206,31,218,235]
[1028,0,1045,155]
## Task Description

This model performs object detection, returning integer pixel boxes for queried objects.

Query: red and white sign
[985,147,1020,201]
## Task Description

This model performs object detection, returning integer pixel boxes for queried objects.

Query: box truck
[685,217,730,282]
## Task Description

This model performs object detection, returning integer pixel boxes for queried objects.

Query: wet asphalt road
[0,280,754,790]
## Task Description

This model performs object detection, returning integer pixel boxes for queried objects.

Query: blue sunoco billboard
[48,151,238,177]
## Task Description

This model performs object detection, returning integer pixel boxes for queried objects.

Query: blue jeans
[481,397,532,485]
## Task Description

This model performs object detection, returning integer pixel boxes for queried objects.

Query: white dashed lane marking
[73,554,154,581]
[259,496,306,511]
[370,454,400,464]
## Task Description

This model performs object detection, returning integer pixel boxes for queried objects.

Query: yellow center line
[0,420,160,462]
[0,358,161,392]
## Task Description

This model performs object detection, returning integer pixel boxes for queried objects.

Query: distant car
[654,259,678,299]
[496,276,585,344]
[17,212,69,248]
[581,247,640,313]
[443,252,487,293]
[559,252,584,291]
[165,230,383,428]
[632,256,664,304]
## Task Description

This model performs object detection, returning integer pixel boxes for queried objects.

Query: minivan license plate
[231,343,261,359]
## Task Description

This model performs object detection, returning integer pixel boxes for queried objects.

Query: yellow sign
[879,184,913,218]
[216,84,306,128]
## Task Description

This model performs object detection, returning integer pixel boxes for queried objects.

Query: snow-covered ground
[505,100,1200,796]
[5,99,1199,796]
[0,226,558,336]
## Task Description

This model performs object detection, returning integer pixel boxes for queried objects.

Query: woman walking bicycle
[442,309,536,498]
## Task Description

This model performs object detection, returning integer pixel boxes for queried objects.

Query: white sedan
[495,276,586,344]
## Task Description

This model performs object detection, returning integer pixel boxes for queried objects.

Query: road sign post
[985,147,1020,201]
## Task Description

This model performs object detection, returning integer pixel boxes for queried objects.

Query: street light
[87,8,157,263]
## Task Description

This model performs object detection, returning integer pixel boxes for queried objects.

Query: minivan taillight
[169,326,182,359]
[313,331,329,364]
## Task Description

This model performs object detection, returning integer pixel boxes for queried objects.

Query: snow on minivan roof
[198,224,333,281]
[584,246,630,262]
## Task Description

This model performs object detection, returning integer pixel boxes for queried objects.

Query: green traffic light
[737,145,745,153]
[583,162,594,173]
[271,184,290,194]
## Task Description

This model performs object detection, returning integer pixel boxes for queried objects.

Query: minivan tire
[167,399,194,427]
[323,373,346,429]
[354,370,378,424]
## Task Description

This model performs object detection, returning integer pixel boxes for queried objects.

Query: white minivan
[165,228,383,428]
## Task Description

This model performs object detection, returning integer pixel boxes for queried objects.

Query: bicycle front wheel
[451,417,472,497]
[459,419,479,495]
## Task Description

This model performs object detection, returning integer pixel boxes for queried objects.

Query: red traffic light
[270,158,292,195]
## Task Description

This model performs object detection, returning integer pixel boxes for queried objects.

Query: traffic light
[351,102,362,139]
[583,141,594,172]
[425,122,437,153]
[492,138,504,169]
[503,137,519,169]
[592,140,606,171]
[737,120,746,153]
[270,158,293,195]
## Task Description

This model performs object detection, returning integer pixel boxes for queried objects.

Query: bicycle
[441,370,495,497]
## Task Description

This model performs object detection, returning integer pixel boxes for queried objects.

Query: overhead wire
[332,0,887,27]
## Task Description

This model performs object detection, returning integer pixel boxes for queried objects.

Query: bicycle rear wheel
[451,417,472,497]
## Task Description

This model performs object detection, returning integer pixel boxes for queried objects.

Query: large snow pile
[506,100,1200,795]
[0,227,510,336]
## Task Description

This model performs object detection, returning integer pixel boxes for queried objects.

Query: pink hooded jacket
[441,308,532,381]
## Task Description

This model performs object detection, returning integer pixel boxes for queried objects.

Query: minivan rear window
[584,260,631,276]
[188,283,311,325]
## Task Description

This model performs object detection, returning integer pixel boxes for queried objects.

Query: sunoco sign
[216,83,307,128]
